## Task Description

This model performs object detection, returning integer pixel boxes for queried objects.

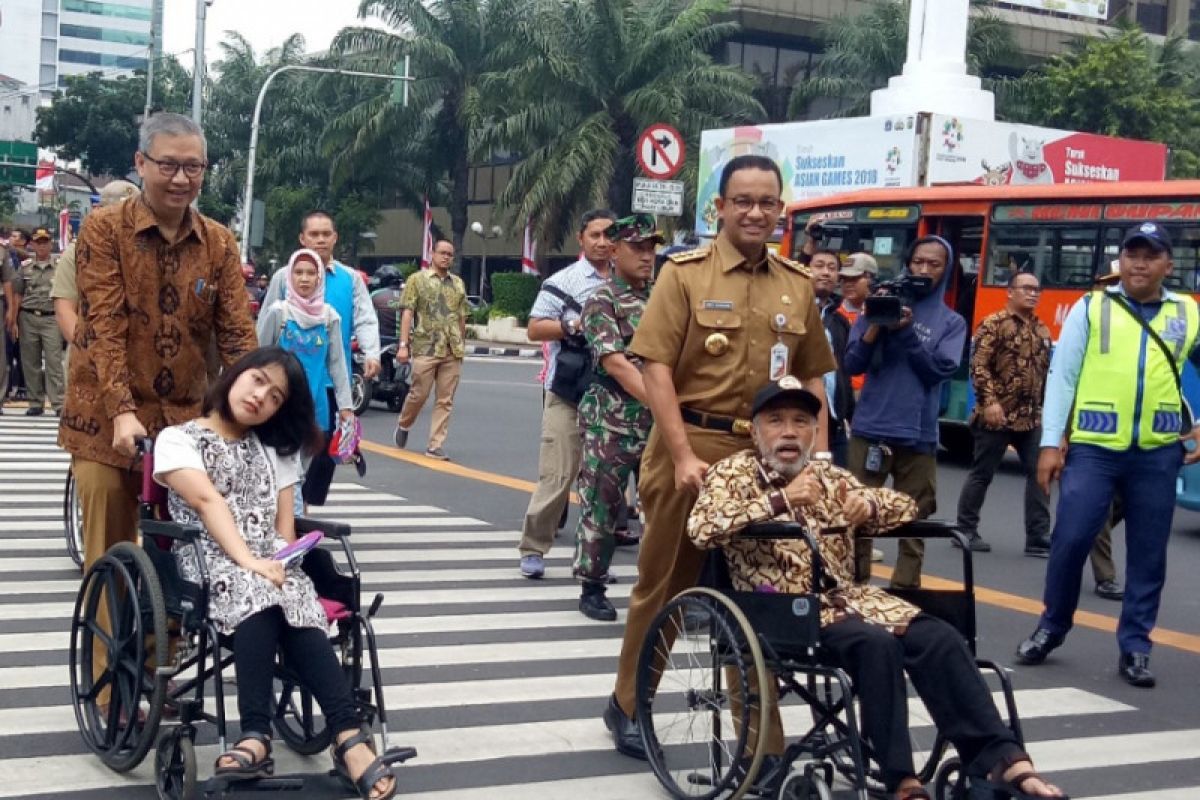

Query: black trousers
[232,606,359,739]
[820,614,1023,792]
[955,425,1049,544]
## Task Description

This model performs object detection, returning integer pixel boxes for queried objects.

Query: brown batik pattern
[687,450,920,631]
[969,309,1051,432]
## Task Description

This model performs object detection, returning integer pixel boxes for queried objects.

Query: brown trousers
[397,355,463,451]
[518,393,582,557]
[74,457,142,702]
[847,437,938,589]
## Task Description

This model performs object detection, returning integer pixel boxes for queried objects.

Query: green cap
[605,214,665,244]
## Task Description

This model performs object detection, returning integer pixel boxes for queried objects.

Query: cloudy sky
[162,0,385,63]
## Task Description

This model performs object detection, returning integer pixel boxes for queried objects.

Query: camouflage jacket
[579,275,652,436]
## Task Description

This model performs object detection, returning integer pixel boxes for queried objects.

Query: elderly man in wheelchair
[68,348,413,800]
[653,376,1066,800]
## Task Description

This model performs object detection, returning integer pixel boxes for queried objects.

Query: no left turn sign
[637,123,685,180]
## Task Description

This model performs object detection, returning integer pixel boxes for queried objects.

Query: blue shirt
[263,259,380,369]
[1041,284,1200,447]
[529,257,608,390]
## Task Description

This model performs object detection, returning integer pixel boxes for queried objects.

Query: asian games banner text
[696,118,920,238]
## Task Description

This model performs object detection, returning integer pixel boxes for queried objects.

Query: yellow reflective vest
[1072,289,1200,451]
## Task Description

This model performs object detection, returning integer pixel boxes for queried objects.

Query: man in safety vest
[1015,222,1200,688]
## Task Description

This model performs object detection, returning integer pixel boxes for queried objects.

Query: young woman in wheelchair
[686,377,1066,800]
[151,346,397,800]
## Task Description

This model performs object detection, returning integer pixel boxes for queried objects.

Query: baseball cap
[839,252,878,278]
[1121,221,1172,253]
[30,228,52,242]
[751,375,822,418]
[605,214,665,245]
[99,179,139,207]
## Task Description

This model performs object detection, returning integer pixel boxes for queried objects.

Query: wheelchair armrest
[296,516,351,539]
[888,519,968,547]
[139,519,202,543]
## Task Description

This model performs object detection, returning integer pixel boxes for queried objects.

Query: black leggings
[232,606,359,739]
[820,614,1023,792]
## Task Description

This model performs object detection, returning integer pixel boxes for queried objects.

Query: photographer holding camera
[843,236,967,589]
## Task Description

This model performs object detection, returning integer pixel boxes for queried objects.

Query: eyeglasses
[141,152,207,179]
[1012,285,1042,293]
[725,196,782,214]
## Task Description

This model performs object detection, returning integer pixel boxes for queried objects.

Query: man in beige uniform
[603,154,836,761]
[14,228,65,415]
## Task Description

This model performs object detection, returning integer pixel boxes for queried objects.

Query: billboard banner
[926,114,1168,187]
[696,117,920,237]
[1003,0,1108,20]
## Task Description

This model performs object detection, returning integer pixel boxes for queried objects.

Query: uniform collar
[611,273,648,295]
[131,196,205,243]
[715,233,766,273]
[1105,283,1179,304]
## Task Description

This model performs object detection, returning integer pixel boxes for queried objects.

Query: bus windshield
[790,207,919,281]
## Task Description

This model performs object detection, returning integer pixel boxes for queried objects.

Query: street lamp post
[192,0,213,125]
[470,220,503,298]
[239,59,413,263]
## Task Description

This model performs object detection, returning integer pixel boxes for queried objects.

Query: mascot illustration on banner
[1008,131,1055,185]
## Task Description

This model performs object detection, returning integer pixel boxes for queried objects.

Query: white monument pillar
[870,0,995,120]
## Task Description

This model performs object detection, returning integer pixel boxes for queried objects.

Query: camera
[863,274,933,326]
[808,222,849,243]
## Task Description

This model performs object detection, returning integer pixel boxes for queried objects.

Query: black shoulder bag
[1109,293,1194,431]
[540,284,594,406]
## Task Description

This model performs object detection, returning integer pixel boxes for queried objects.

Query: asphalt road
[0,355,1197,799]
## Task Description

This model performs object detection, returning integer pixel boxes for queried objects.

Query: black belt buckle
[21,308,47,317]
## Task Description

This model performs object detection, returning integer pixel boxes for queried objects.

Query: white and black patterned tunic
[153,421,326,636]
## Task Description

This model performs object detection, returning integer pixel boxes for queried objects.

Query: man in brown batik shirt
[955,271,1052,554]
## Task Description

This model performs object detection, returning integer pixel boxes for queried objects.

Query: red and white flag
[58,208,71,250]
[419,196,433,269]
[35,161,55,193]
[521,217,538,275]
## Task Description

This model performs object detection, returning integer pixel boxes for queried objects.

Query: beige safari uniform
[15,257,65,412]
[611,234,836,752]
[50,241,78,373]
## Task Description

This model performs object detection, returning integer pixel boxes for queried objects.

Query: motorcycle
[351,339,411,415]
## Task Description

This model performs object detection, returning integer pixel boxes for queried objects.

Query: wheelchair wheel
[64,468,84,569]
[778,771,832,800]
[69,541,169,772]
[636,587,773,800]
[155,729,197,800]
[273,621,363,755]
[933,756,964,800]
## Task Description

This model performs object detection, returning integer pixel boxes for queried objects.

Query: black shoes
[1118,652,1155,688]
[25,406,43,416]
[952,532,992,552]
[1095,579,1124,601]
[393,427,409,448]
[579,582,617,622]
[1015,627,1065,665]
[603,694,646,760]
[1024,537,1051,558]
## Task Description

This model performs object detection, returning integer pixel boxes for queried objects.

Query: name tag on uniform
[703,300,734,311]
[770,341,789,380]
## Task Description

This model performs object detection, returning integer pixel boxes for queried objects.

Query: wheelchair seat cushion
[319,597,351,622]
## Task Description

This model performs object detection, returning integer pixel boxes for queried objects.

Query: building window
[60,24,152,46]
[58,49,148,69]
[61,1,153,22]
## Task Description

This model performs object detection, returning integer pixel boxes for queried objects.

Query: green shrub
[398,261,421,281]
[491,273,540,323]
[469,302,491,325]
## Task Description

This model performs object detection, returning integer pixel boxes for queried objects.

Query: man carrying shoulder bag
[517,209,617,579]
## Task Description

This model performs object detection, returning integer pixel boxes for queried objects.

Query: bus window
[986,225,1101,288]
[1104,225,1200,293]
[790,212,914,278]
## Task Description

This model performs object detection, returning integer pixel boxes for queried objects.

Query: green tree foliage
[998,23,1200,178]
[34,57,192,177]
[482,0,762,248]
[788,0,1015,119]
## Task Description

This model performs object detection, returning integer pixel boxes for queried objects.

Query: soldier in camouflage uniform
[574,214,662,621]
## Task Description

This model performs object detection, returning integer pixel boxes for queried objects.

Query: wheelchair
[634,520,1023,800]
[64,465,84,569]
[67,439,416,799]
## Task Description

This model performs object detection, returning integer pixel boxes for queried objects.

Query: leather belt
[681,406,752,436]
[20,308,50,317]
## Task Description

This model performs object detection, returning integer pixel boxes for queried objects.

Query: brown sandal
[981,751,1069,799]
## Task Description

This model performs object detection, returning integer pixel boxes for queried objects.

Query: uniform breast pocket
[695,308,742,357]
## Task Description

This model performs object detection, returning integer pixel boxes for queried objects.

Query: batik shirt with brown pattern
[688,450,920,632]
[969,308,1051,431]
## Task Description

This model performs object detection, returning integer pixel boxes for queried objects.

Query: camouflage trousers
[572,427,647,582]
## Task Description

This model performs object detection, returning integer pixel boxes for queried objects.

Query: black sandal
[978,751,1070,800]
[331,729,398,800]
[213,731,275,779]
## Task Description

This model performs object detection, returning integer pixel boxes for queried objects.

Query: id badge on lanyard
[770,313,789,380]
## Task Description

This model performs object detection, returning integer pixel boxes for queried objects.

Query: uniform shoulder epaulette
[667,246,711,264]
[769,251,810,277]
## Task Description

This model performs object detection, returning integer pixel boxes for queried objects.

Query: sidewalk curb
[466,345,541,359]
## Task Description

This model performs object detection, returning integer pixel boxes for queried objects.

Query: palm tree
[788,0,1016,119]
[330,0,527,260]
[480,0,763,247]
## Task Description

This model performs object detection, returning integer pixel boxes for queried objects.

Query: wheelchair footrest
[200,775,305,797]
[380,746,418,766]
